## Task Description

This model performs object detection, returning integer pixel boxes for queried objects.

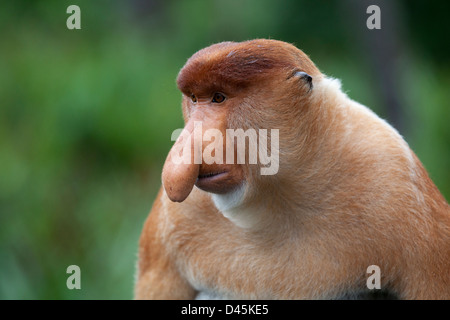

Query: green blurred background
[0,0,448,299]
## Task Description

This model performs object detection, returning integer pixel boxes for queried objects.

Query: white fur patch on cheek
[211,184,246,213]
[212,184,262,229]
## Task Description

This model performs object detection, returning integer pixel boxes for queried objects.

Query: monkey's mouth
[197,171,228,181]
[195,171,232,194]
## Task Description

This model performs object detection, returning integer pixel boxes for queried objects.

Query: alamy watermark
[66,265,81,290]
[66,4,380,31]
[367,265,381,290]
[66,5,81,30]
[366,5,381,30]
[170,122,279,175]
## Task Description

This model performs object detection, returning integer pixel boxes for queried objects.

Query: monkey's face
[182,90,246,196]
[161,86,246,203]
[161,39,320,203]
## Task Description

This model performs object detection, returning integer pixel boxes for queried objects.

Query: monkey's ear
[288,70,313,92]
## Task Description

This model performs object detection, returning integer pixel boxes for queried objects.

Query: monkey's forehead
[176,39,319,96]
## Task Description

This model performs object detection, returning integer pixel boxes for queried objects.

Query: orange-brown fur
[135,39,450,299]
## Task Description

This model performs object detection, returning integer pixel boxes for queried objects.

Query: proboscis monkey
[135,39,450,300]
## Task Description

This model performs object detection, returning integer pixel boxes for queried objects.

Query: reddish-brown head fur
[177,39,320,98]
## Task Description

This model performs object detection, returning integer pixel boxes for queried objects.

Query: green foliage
[0,0,448,299]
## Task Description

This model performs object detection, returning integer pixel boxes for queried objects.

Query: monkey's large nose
[162,157,199,202]
[162,121,201,202]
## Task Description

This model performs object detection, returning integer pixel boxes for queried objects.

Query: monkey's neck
[272,77,352,213]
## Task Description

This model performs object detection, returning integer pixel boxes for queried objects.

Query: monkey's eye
[191,94,197,103]
[212,92,226,103]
